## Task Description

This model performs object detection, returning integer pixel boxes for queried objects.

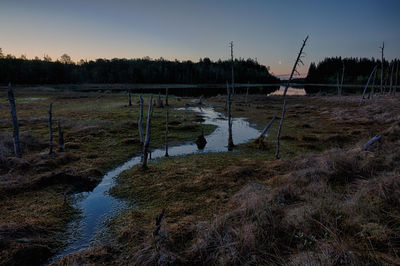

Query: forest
[0,49,279,84]
[306,56,399,84]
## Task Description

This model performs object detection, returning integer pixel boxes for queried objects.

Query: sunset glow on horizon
[1,0,399,76]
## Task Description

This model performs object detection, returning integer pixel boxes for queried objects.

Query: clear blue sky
[0,0,399,76]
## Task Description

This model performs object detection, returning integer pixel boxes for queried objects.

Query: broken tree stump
[364,135,381,151]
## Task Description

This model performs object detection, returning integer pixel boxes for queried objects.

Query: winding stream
[50,106,261,263]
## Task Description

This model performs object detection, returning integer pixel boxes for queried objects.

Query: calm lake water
[49,106,260,263]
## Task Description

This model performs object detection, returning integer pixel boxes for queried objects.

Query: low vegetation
[0,87,214,265]
[54,94,400,265]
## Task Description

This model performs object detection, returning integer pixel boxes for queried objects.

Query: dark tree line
[0,52,279,84]
[306,57,399,84]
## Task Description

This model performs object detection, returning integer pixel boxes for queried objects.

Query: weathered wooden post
[7,83,22,158]
[138,95,144,143]
[48,103,53,154]
[360,65,378,105]
[165,87,169,106]
[380,42,384,94]
[226,81,234,150]
[275,36,309,159]
[128,89,132,106]
[58,121,65,152]
[142,95,153,169]
[165,109,169,157]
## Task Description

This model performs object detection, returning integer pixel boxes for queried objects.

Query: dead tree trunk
[142,95,153,169]
[360,65,378,105]
[226,81,234,151]
[336,72,340,96]
[230,41,235,96]
[7,83,22,158]
[339,61,345,96]
[58,121,65,152]
[369,66,377,99]
[138,95,144,143]
[128,90,132,106]
[256,114,276,143]
[364,135,381,151]
[380,42,384,94]
[395,60,399,96]
[389,61,394,95]
[245,82,249,104]
[165,87,169,106]
[48,103,53,154]
[157,92,163,107]
[275,36,309,159]
[165,109,169,157]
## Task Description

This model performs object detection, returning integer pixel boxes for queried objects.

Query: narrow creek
[50,105,261,263]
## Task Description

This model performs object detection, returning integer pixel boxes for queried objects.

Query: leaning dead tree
[165,109,169,157]
[256,114,276,143]
[230,41,235,96]
[245,81,249,104]
[226,81,234,150]
[360,65,378,105]
[275,36,309,159]
[7,83,22,158]
[48,103,53,154]
[58,121,65,152]
[128,89,132,106]
[380,42,384,94]
[142,95,153,169]
[369,66,377,99]
[138,95,144,143]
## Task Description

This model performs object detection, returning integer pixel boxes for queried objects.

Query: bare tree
[275,36,309,159]
[380,42,384,94]
[142,95,153,169]
[128,89,132,106]
[360,65,378,105]
[230,41,235,96]
[138,95,144,143]
[165,109,169,157]
[7,83,22,158]
[226,81,234,150]
[48,103,53,154]
[58,121,65,152]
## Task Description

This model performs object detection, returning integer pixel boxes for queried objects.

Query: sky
[0,0,399,76]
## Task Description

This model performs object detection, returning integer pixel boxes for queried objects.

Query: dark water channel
[49,106,260,263]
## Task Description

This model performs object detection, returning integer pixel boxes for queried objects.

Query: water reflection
[50,106,260,262]
[268,86,306,96]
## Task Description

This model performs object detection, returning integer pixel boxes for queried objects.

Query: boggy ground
[0,87,213,265]
[54,94,400,265]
